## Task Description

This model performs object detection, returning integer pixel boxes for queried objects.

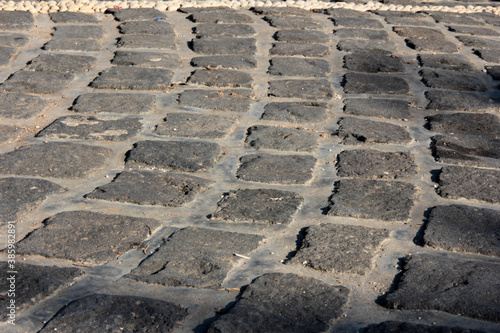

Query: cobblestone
[486,65,500,79]
[338,117,412,145]
[425,90,499,111]
[344,53,405,73]
[333,18,384,29]
[426,113,500,137]
[191,38,256,55]
[420,68,489,92]
[188,68,252,88]
[188,10,252,24]
[110,8,166,21]
[0,11,34,31]
[111,51,179,68]
[178,89,252,112]
[364,321,486,333]
[337,39,395,53]
[72,93,155,114]
[26,53,97,73]
[268,57,329,77]
[117,34,175,49]
[194,23,256,38]
[406,39,459,53]
[264,16,322,30]
[269,79,332,99]
[343,98,411,120]
[245,125,318,152]
[344,73,410,95]
[261,102,328,123]
[448,25,499,37]
[269,43,329,57]
[0,47,15,67]
[90,67,173,91]
[0,33,29,47]
[1,71,74,94]
[52,25,103,39]
[418,54,476,72]
[334,28,389,40]
[456,35,500,49]
[274,30,329,43]
[118,20,174,35]
[43,38,101,52]
[475,49,500,63]
[0,92,48,119]
[191,55,257,69]
[155,112,237,139]
[49,11,98,23]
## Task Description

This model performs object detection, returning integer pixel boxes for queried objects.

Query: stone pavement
[0,4,499,333]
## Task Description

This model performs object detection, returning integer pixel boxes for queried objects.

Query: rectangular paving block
[274,30,329,43]
[334,28,389,40]
[0,92,48,119]
[344,53,405,73]
[328,8,375,18]
[343,98,411,120]
[90,67,173,91]
[112,51,179,68]
[264,16,323,30]
[270,43,329,57]
[155,112,237,139]
[486,65,500,79]
[0,33,29,47]
[475,49,500,63]
[426,112,499,137]
[25,53,97,73]
[448,25,499,37]
[426,90,499,111]
[333,17,384,29]
[268,57,330,77]
[393,26,445,39]
[191,38,256,55]
[430,12,484,25]
[195,23,256,38]
[254,7,314,17]
[72,93,155,114]
[337,39,395,53]
[118,21,174,35]
[261,102,328,123]
[269,79,332,99]
[52,25,103,39]
[1,70,74,94]
[43,38,101,52]
[188,68,252,88]
[191,55,257,69]
[49,11,99,23]
[343,73,410,95]
[0,11,34,31]
[385,17,438,27]
[110,8,166,21]
[420,68,489,92]
[117,34,175,49]
[338,117,412,145]
[189,10,253,23]
[0,125,22,144]
[456,35,500,49]
[245,125,318,152]
[0,47,15,66]
[178,89,252,112]
[406,38,459,53]
[418,54,476,72]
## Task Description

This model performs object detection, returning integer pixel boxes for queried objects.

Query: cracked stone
[343,98,411,120]
[274,30,329,43]
[188,68,252,88]
[195,23,255,38]
[245,125,318,152]
[425,90,499,111]
[338,117,412,145]
[262,102,328,123]
[1,71,74,94]
[178,89,252,112]
[72,93,155,115]
[420,68,489,92]
[344,73,410,95]
[25,53,97,73]
[90,67,173,91]
[52,25,103,39]
[418,54,476,72]
[334,28,389,40]
[191,38,256,55]
[155,112,237,139]
[268,57,330,77]
[269,79,332,99]
[333,18,384,29]
[43,38,101,52]
[191,55,257,69]
[0,33,29,47]
[0,11,34,31]
[344,53,405,73]
[49,12,98,23]
[112,51,179,68]
[0,92,48,119]
[118,21,174,35]
[117,35,175,49]
[270,43,329,57]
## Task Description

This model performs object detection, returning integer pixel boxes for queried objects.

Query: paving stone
[188,68,252,88]
[191,55,256,69]
[337,39,395,53]
[0,125,22,143]
[475,49,500,63]
[211,188,303,225]
[375,11,428,18]
[269,79,332,99]
[328,179,417,221]
[425,90,499,111]
[110,8,166,21]
[0,11,34,31]
[236,153,316,185]
[457,35,500,49]
[40,294,187,333]
[334,28,389,40]
[423,205,500,257]
[385,17,438,27]
[344,53,405,73]
[268,57,329,77]
[420,68,489,92]
[111,51,179,68]
[475,12,500,26]
[178,89,252,112]
[0,142,112,179]
[0,47,15,66]
[344,73,410,95]
[333,17,384,29]
[0,178,63,224]
[188,11,252,23]
[327,8,375,18]
[126,227,262,289]
[393,26,446,39]
[337,149,417,179]
[25,53,97,73]
[427,112,500,137]
[155,112,236,139]
[343,98,411,120]
[191,38,256,55]
[254,7,314,17]
[117,34,175,49]
[195,23,256,38]
[261,101,328,123]
[383,254,500,323]
[486,65,500,79]
[86,170,213,207]
[118,21,174,35]
[363,321,486,333]
[0,70,74,94]
[126,140,220,173]
[290,224,390,275]
[72,93,155,115]
[264,16,322,30]
[49,11,98,23]
[208,273,349,333]
[448,25,499,37]
[90,67,173,91]
[43,38,101,52]
[274,30,329,43]
[338,117,412,145]
[0,92,48,119]
[245,125,317,152]
[0,262,82,314]
[406,38,459,53]
[269,43,329,57]
[430,12,485,25]
[52,25,103,39]
[16,211,160,263]
[418,54,476,72]
[0,33,29,47]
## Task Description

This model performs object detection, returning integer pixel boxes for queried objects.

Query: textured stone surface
[486,65,500,79]
[0,92,48,119]
[0,11,34,31]
[191,55,257,69]
[393,26,445,39]
[264,16,322,30]
[338,117,412,145]
[188,11,252,23]
[337,39,395,53]
[43,38,101,52]
[385,17,438,27]
[333,17,384,29]
[110,8,166,21]
[0,47,15,66]
[25,53,96,73]
[269,79,332,99]
[195,23,255,38]
[254,7,314,17]
[90,67,172,91]
[426,113,500,137]
[426,90,499,111]
[268,57,329,77]
[456,35,500,49]
[245,125,317,152]
[406,39,458,53]
[191,38,256,55]
[448,25,499,37]
[328,8,374,18]
[126,227,262,288]
[269,43,329,57]
[423,205,500,257]
[118,21,174,35]
[420,68,489,92]
[16,211,160,264]
[156,112,236,139]
[344,73,410,95]
[328,179,417,221]
[49,11,98,23]
[430,12,484,25]
[364,321,486,333]
[344,53,405,73]
[291,224,389,275]
[208,273,349,333]
[334,28,389,40]
[261,102,328,123]
[274,30,329,43]
[188,68,252,88]
[419,54,476,72]
[117,35,175,49]
[72,93,155,115]
[0,125,21,143]
[343,98,411,120]
[86,170,213,206]
[475,49,500,63]
[178,89,252,112]
[112,51,179,68]
[0,33,29,47]
[0,71,74,94]
[0,142,111,179]
[236,153,316,184]
[52,25,103,39]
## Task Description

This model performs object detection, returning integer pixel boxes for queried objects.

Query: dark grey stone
[456,35,500,49]
[264,16,322,30]
[0,70,74,94]
[385,17,438,27]
[254,7,313,17]
[0,92,48,119]
[126,140,220,172]
[268,57,330,77]
[290,224,389,275]
[126,227,262,288]
[427,113,500,137]
[406,39,459,53]
[211,188,303,225]
[261,102,328,123]
[430,12,485,25]
[0,11,34,31]
[86,170,213,207]
[425,90,499,111]
[328,179,417,221]
[0,47,15,66]
[448,25,499,37]
[25,53,97,73]
[16,211,161,264]
[43,38,101,52]
[208,273,349,333]
[49,12,98,23]
[188,68,252,88]
[36,115,142,141]
[337,149,417,179]
[344,98,411,120]
[191,38,256,55]
[334,28,389,40]
[90,67,173,91]
[364,321,486,333]
[0,125,22,143]
[268,79,332,99]
[40,294,187,333]
[0,142,112,179]
[486,65,500,79]
[195,23,255,38]
[437,165,500,204]
[269,43,329,57]
[72,93,155,115]
[423,205,500,257]
[112,51,179,68]
[419,54,476,72]
[245,125,318,152]
[0,178,63,224]
[338,117,412,145]
[374,11,427,18]
[0,33,29,47]
[191,55,257,69]
[52,25,103,39]
[0,263,82,314]
[475,49,500,63]
[343,73,410,95]
[393,26,445,39]
[118,21,174,35]
[337,39,395,53]
[189,11,253,23]
[236,153,316,185]
[178,89,252,112]
[475,12,500,26]
[110,8,166,21]
[327,8,375,18]
[274,30,329,43]
[420,68,489,92]
[383,254,500,323]
[155,112,237,139]
[344,53,405,73]
[333,17,384,29]
[117,35,175,49]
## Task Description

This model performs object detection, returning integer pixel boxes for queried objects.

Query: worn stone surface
[25,53,97,73]
[0,142,111,179]
[110,8,166,21]
[16,211,160,264]
[254,7,314,17]
[328,179,417,221]
[52,25,103,39]
[486,65,500,79]
[49,11,98,23]
[338,117,412,145]
[43,38,101,52]
[269,43,329,57]
[191,38,256,55]
[208,273,349,333]
[423,205,500,257]
[420,68,489,92]
[393,26,445,39]
[237,153,316,184]
[86,170,213,207]
[269,79,332,99]
[274,30,329,43]
[189,11,252,23]
[290,224,389,275]
[191,55,257,69]
[0,92,48,119]
[344,73,410,95]
[385,17,438,27]
[0,33,29,47]
[457,35,500,49]
[343,98,411,120]
[188,68,252,88]
[337,39,395,53]
[118,21,174,35]
[437,165,500,204]
[406,38,458,53]
[426,90,499,111]
[178,89,252,112]
[90,67,173,91]
[427,113,500,137]
[448,25,499,37]
[0,70,74,94]
[344,53,405,73]
[0,47,15,66]
[430,12,484,25]
[383,254,500,323]
[126,140,220,172]
[261,102,328,123]
[195,23,255,38]
[0,125,21,143]
[72,93,155,115]
[245,125,317,152]
[328,8,374,18]
[155,112,236,139]
[126,227,262,289]
[40,294,187,332]
[0,11,34,31]
[112,51,179,68]
[364,321,487,333]
[334,28,389,40]
[212,188,303,225]
[264,16,322,30]
[268,57,330,77]
[333,17,384,29]
[117,34,175,49]
[475,49,500,63]
[419,54,476,72]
